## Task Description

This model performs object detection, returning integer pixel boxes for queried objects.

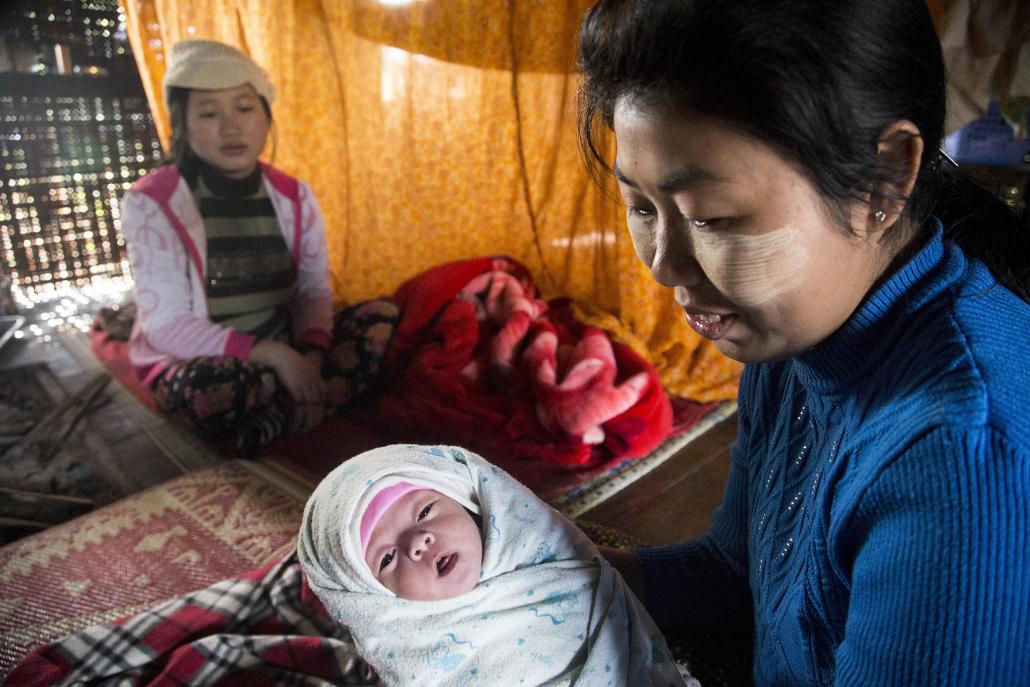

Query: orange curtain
[118,0,743,402]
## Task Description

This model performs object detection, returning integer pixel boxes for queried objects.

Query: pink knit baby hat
[359,481,424,555]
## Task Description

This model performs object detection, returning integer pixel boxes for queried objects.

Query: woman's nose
[408,531,434,560]
[650,217,705,289]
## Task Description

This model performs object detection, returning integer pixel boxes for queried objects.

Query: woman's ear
[867,119,925,233]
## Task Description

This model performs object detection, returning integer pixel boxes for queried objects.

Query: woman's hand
[250,339,326,433]
[599,545,646,600]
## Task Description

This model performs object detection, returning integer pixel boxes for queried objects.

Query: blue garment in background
[942,100,1030,167]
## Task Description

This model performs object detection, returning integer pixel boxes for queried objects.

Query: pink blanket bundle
[377,256,672,467]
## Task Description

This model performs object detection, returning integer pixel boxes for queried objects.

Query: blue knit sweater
[636,227,1030,685]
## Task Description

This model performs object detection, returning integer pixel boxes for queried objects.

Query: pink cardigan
[122,163,334,384]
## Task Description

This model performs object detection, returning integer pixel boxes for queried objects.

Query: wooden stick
[3,371,110,460]
[0,515,53,529]
[0,421,36,437]
[0,388,109,450]
[0,484,95,505]
[39,373,111,460]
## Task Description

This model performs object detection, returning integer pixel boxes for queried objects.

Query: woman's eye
[689,217,725,229]
[417,504,432,521]
[626,206,654,219]
[238,106,255,113]
[379,550,394,571]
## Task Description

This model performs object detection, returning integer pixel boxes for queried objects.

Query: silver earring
[874,210,887,222]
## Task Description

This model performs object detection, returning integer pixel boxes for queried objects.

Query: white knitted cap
[163,39,276,105]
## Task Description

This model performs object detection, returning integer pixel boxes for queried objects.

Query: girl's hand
[250,339,326,433]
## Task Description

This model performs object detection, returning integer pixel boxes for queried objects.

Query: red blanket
[6,555,376,687]
[377,256,672,467]
[88,257,675,475]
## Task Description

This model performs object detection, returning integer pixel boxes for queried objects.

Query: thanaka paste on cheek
[693,225,807,307]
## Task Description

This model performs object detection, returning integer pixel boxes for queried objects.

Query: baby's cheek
[379,575,399,596]
[460,565,481,594]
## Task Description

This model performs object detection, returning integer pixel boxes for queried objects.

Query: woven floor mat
[0,460,305,678]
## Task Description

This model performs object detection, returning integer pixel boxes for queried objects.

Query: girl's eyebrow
[191,92,257,108]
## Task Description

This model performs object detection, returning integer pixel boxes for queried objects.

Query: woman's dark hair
[166,86,274,169]
[577,0,1029,301]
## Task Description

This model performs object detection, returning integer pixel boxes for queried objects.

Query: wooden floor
[580,412,737,545]
[0,319,737,548]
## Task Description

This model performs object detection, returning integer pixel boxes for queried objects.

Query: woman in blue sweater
[577,0,1030,684]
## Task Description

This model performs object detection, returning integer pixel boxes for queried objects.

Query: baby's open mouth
[436,553,457,576]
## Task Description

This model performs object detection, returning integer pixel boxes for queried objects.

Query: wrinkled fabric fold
[377,257,673,466]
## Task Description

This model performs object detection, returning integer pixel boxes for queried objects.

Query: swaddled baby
[296,444,698,686]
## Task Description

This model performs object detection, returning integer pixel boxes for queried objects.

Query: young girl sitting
[120,39,398,457]
[297,443,699,686]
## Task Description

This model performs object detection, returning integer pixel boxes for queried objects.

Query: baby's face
[364,489,483,600]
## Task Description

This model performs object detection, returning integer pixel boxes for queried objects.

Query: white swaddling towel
[297,444,696,686]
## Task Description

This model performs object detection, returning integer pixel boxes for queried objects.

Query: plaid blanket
[5,555,379,686]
